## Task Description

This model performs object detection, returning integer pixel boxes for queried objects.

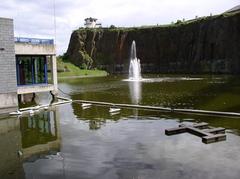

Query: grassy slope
[56,59,108,78]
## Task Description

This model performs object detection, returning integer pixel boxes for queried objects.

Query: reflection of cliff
[71,102,128,130]
[20,107,61,159]
[0,117,24,179]
[66,12,240,74]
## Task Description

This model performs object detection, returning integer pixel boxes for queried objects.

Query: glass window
[17,56,33,85]
[33,56,47,84]
[16,56,47,85]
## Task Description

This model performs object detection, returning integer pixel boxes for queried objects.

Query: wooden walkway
[165,122,226,144]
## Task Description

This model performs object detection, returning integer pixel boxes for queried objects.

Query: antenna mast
[53,0,57,44]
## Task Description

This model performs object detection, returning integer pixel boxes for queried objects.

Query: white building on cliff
[84,17,101,28]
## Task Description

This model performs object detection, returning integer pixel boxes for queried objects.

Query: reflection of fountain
[129,81,142,117]
[129,81,142,105]
[129,41,142,81]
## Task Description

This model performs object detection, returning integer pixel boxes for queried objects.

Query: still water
[1,75,240,179]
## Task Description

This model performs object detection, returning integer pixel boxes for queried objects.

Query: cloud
[0,0,239,54]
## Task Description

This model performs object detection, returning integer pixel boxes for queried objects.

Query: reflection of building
[0,17,58,114]
[0,108,61,178]
[84,17,102,28]
[0,117,24,178]
[20,107,61,159]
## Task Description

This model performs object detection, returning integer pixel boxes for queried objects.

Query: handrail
[14,37,54,45]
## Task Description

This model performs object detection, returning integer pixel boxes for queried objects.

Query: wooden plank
[193,123,209,129]
[202,134,226,144]
[165,126,187,135]
[166,122,209,136]
[203,127,225,134]
[179,122,209,129]
[186,127,210,137]
[165,122,226,144]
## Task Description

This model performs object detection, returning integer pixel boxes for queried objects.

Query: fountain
[129,41,142,81]
[124,40,200,83]
[127,41,142,105]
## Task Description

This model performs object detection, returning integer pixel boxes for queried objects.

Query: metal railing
[14,37,54,45]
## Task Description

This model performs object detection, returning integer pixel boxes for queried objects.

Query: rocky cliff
[66,12,240,74]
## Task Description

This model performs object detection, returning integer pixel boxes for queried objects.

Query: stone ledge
[17,84,55,94]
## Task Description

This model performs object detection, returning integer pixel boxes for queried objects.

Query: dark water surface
[1,75,240,179]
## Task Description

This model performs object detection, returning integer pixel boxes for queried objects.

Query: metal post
[50,55,58,95]
[44,57,48,84]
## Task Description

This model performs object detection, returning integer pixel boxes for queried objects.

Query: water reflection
[20,107,60,159]
[89,120,102,130]
[39,108,240,179]
[0,108,60,179]
[14,75,240,178]
[128,81,142,104]
[66,75,240,112]
[0,116,24,178]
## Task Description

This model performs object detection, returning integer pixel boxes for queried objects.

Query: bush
[80,63,87,69]
[109,25,116,29]
[79,51,93,69]
[175,20,182,24]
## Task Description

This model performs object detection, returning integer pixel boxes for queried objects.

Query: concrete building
[0,17,58,114]
[84,17,102,28]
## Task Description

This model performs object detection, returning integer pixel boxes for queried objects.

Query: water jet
[129,41,142,81]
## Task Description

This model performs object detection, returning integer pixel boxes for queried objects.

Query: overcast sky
[0,0,239,55]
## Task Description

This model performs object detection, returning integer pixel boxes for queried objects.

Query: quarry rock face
[66,12,240,74]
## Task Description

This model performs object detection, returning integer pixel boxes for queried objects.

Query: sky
[0,0,239,55]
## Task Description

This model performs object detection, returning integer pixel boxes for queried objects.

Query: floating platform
[165,123,226,144]
[109,107,121,113]
[81,103,92,109]
[10,97,72,116]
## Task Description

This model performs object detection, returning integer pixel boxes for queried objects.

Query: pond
[1,75,240,179]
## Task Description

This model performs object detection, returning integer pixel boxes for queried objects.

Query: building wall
[15,45,58,94]
[15,43,56,55]
[0,17,18,112]
[85,20,97,28]
[15,42,58,95]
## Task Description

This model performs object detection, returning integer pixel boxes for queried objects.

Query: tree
[109,25,116,29]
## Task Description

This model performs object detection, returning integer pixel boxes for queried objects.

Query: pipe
[73,99,240,117]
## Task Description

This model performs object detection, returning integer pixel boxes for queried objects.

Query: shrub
[109,25,116,29]
[79,51,93,69]
[175,20,182,24]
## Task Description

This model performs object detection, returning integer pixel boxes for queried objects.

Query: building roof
[225,5,240,13]
[84,17,97,21]
[0,17,13,21]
